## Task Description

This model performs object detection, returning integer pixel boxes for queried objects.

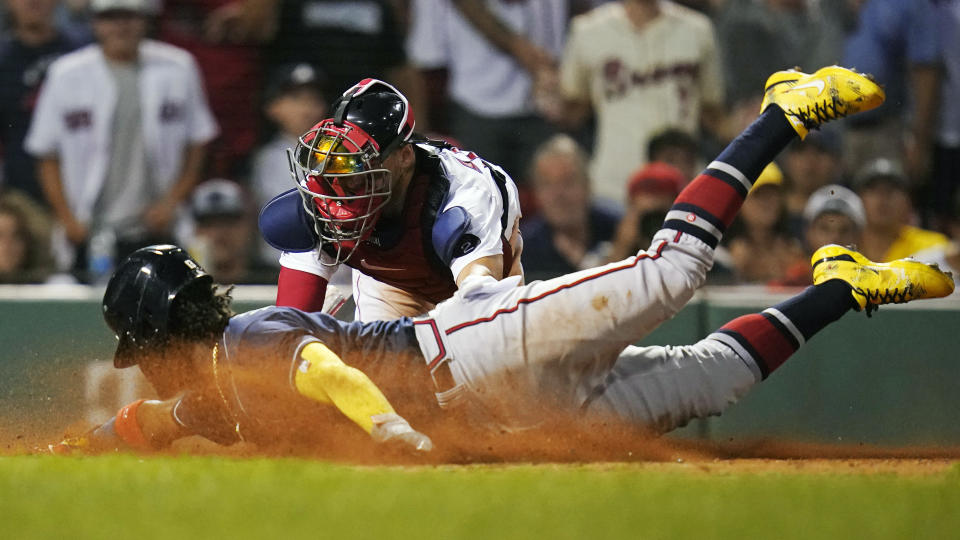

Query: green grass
[0,456,958,540]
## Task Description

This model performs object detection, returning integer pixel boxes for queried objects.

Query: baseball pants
[413,108,804,432]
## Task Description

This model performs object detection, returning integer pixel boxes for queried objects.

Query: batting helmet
[287,78,415,264]
[102,244,212,368]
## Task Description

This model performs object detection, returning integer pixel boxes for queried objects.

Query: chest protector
[327,150,455,303]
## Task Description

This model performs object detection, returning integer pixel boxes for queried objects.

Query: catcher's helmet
[102,244,212,368]
[288,78,415,264]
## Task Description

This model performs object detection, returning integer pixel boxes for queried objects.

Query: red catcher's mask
[288,120,392,264]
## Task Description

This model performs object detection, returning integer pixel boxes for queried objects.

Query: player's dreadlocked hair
[168,280,234,344]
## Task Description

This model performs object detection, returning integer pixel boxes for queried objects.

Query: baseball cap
[191,179,247,221]
[803,184,866,229]
[90,0,158,14]
[852,158,909,191]
[750,162,784,192]
[264,63,326,103]
[627,161,685,200]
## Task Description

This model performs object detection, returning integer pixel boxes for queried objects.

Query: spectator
[715,0,843,115]
[24,0,219,282]
[927,0,960,231]
[265,0,427,123]
[779,184,866,286]
[0,0,86,207]
[559,0,726,205]
[913,188,960,297]
[853,158,949,262]
[189,179,278,284]
[647,128,701,183]
[0,191,52,283]
[158,0,266,179]
[607,161,683,262]
[842,0,941,184]
[724,163,805,283]
[780,129,843,238]
[251,63,328,215]
[250,62,328,266]
[802,184,865,254]
[406,0,569,185]
[520,134,619,279]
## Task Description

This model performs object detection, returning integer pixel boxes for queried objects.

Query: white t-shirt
[406,0,568,117]
[25,40,219,225]
[561,1,723,203]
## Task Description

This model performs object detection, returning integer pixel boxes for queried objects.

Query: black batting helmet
[102,244,212,368]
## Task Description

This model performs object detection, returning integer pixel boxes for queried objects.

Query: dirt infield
[3,363,957,471]
[7,409,958,476]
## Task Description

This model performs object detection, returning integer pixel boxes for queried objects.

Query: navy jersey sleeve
[227,307,419,364]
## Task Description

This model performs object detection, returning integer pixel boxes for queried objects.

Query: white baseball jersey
[280,142,522,321]
[25,40,219,226]
[413,228,757,432]
[561,1,723,203]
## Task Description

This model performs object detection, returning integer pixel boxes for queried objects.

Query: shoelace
[794,95,846,128]
[858,285,914,317]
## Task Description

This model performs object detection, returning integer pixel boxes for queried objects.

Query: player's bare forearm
[456,220,525,285]
[507,220,525,282]
[456,255,504,286]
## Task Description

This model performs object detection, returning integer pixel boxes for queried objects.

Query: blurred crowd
[0,0,957,292]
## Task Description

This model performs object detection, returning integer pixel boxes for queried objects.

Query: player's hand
[370,413,433,453]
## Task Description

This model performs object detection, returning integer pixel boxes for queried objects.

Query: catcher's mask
[288,78,415,264]
[102,244,212,368]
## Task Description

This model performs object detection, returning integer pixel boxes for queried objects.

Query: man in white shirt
[559,0,725,205]
[406,0,569,181]
[25,0,218,280]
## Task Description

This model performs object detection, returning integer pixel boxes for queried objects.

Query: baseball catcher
[258,78,524,321]
[52,67,954,455]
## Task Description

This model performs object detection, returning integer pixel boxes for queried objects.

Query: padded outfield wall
[0,285,956,446]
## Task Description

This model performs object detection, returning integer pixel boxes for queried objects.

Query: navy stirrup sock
[664,108,797,249]
[710,280,853,379]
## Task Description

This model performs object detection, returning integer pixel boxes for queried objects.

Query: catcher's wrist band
[114,399,152,450]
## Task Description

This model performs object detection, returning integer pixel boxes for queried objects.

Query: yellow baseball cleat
[811,244,955,315]
[760,66,886,139]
